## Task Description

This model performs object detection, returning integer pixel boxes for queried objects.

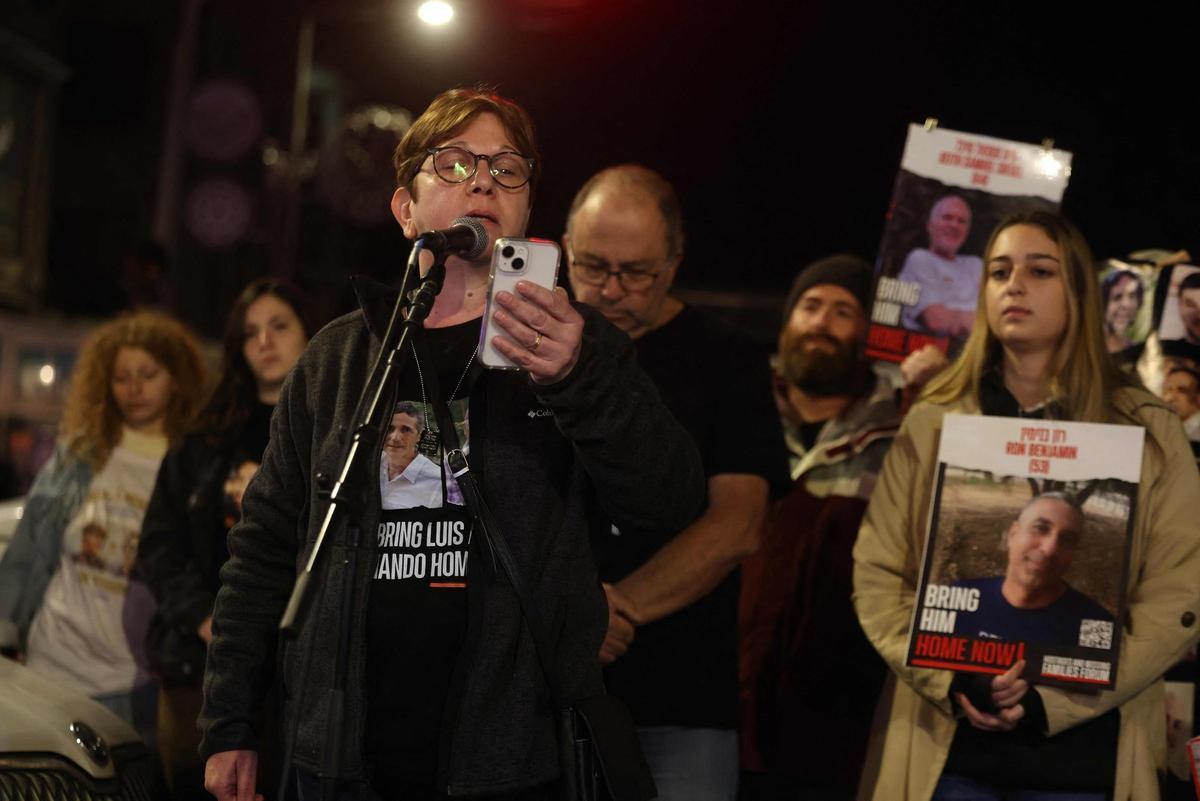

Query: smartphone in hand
[479,237,561,370]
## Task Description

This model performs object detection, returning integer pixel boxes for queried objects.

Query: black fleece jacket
[139,403,273,684]
[198,277,706,796]
[138,429,228,683]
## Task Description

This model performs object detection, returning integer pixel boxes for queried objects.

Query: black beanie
[783,254,873,318]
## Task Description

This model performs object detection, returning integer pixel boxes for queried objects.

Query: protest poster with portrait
[867,124,1073,362]
[1099,258,1159,362]
[1114,261,1200,454]
[905,414,1142,689]
[1153,263,1200,354]
[1137,264,1200,441]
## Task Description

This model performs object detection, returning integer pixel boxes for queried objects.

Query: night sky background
[4,0,1199,338]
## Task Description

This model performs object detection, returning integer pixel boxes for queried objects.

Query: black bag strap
[439,409,567,708]
[420,340,657,801]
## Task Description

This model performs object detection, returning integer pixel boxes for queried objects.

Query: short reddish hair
[392,86,540,198]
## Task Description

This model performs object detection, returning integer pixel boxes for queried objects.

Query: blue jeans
[93,682,159,753]
[296,771,382,801]
[638,726,738,801]
[296,770,551,801]
[933,773,1109,801]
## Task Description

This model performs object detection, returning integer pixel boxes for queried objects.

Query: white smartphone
[479,237,562,370]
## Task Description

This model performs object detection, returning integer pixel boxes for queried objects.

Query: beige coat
[853,389,1200,801]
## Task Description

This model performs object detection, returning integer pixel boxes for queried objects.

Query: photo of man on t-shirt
[72,523,108,571]
[380,401,451,510]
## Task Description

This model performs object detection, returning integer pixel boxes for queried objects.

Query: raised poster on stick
[867,124,1073,362]
[905,414,1142,690]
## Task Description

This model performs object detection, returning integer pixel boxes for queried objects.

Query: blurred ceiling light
[38,364,55,386]
[418,0,455,25]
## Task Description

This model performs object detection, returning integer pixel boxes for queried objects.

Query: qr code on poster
[1079,619,1114,649]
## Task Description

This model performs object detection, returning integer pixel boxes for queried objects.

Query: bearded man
[739,255,901,800]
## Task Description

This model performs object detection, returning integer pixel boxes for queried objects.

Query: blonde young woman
[853,210,1200,801]
[0,311,207,748]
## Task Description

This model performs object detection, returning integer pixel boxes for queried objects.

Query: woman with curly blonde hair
[0,310,207,750]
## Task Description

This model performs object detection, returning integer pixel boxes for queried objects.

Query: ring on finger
[530,331,543,352]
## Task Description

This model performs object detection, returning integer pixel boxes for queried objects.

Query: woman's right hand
[955,659,1029,732]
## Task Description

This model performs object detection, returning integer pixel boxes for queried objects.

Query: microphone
[417,216,489,259]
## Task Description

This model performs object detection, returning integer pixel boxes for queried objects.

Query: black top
[214,401,277,570]
[591,306,789,729]
[232,401,274,467]
[139,399,280,685]
[364,320,478,790]
[797,420,824,451]
[943,371,1119,791]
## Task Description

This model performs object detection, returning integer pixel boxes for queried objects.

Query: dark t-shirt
[796,420,824,452]
[232,401,274,467]
[364,319,478,790]
[215,401,278,577]
[591,306,789,729]
[952,576,1114,647]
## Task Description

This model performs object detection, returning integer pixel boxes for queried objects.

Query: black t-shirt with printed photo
[363,318,479,791]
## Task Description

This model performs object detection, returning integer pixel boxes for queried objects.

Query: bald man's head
[1003,493,1083,607]
[566,165,684,260]
[926,195,973,260]
[563,165,685,339]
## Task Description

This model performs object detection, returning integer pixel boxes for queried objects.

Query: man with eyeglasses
[200,91,705,801]
[564,165,788,801]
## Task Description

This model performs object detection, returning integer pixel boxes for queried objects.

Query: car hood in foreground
[0,657,142,779]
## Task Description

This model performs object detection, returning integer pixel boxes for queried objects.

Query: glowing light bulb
[38,364,55,386]
[1034,152,1064,179]
[418,1,454,26]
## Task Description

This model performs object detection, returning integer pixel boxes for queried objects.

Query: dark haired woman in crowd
[853,211,1200,800]
[1101,268,1143,354]
[0,311,207,748]
[138,278,314,798]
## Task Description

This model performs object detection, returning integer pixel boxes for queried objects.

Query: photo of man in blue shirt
[953,492,1114,647]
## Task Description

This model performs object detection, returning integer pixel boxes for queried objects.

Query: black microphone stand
[276,238,449,801]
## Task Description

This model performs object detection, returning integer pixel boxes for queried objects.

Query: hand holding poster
[868,124,1072,362]
[906,414,1143,689]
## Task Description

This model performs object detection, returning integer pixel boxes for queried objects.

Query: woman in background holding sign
[852,210,1200,800]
